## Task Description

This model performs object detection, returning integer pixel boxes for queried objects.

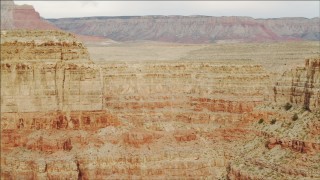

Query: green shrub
[258,118,264,124]
[292,113,298,121]
[284,103,292,111]
[270,119,277,124]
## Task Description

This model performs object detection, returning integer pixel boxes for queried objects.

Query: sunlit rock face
[1,30,319,179]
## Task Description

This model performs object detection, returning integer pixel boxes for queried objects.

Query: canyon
[1,1,320,179]
[2,1,319,44]
[1,29,319,179]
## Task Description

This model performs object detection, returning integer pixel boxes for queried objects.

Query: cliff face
[1,30,319,179]
[1,30,96,113]
[0,0,110,44]
[274,58,320,111]
[0,0,58,30]
[227,57,320,180]
[0,30,269,179]
[48,16,320,43]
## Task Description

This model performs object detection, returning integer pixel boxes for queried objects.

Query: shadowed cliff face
[48,16,320,43]
[274,58,320,111]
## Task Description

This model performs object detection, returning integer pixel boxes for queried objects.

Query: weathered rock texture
[48,16,320,43]
[1,30,319,179]
[274,57,320,111]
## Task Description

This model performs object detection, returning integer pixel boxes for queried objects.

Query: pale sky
[14,1,319,19]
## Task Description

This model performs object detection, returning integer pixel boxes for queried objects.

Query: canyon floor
[1,30,319,179]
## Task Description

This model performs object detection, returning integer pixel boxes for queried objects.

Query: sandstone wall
[274,57,320,111]
[101,62,271,127]
[1,30,100,113]
[2,30,319,179]
[1,31,271,122]
[0,0,58,30]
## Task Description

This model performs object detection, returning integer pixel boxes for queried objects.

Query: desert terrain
[1,30,319,180]
[87,41,319,71]
[1,0,320,179]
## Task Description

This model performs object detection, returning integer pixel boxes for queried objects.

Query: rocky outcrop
[0,0,58,30]
[266,137,320,154]
[274,57,320,111]
[1,30,89,61]
[0,30,97,113]
[48,16,320,43]
[0,0,110,44]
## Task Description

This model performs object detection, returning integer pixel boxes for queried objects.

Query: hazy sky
[14,1,319,19]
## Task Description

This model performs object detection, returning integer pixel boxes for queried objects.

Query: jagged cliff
[1,30,319,179]
[274,58,320,111]
[48,16,320,43]
[227,57,320,179]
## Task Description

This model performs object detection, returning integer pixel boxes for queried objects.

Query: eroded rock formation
[1,30,319,179]
[274,57,320,111]
[0,0,58,30]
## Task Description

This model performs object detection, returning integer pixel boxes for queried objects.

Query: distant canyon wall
[48,16,320,43]
[0,0,58,30]
[2,0,319,43]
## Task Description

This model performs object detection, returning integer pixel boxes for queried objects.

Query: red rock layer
[12,5,59,30]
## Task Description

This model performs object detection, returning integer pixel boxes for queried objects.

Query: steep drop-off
[274,58,320,111]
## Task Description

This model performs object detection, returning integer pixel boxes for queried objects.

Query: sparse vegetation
[284,103,292,111]
[258,118,264,124]
[270,119,277,124]
[303,105,311,112]
[292,113,298,121]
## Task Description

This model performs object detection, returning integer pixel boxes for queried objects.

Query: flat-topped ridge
[1,30,90,61]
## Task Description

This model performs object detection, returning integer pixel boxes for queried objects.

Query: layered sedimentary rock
[274,57,320,111]
[0,30,268,179]
[101,62,270,129]
[1,30,319,179]
[0,0,58,30]
[48,16,320,43]
[227,57,320,180]
[0,0,110,44]
[227,104,320,180]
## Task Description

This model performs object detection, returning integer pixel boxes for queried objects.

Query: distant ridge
[48,15,320,43]
[2,0,319,43]
[0,0,111,44]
